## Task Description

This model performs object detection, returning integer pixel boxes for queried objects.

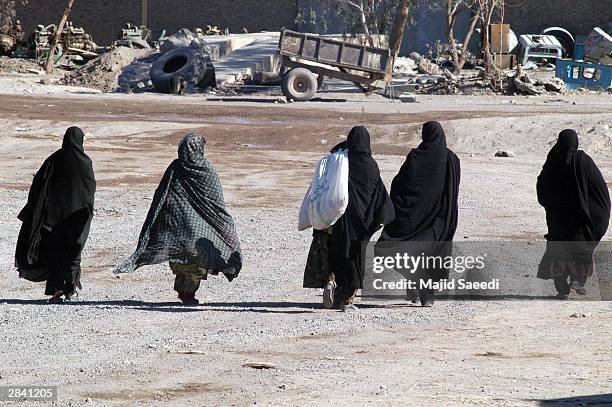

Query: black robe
[537,129,611,281]
[378,121,461,282]
[15,127,96,294]
[304,126,395,290]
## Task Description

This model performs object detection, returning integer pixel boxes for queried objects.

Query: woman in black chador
[378,121,461,307]
[537,129,610,299]
[303,126,395,311]
[15,127,96,303]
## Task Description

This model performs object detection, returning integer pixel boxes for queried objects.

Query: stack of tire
[150,44,216,94]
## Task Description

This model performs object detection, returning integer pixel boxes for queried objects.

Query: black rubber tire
[281,67,317,101]
[150,47,206,93]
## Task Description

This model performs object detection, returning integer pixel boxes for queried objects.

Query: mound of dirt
[60,47,154,92]
[0,56,42,74]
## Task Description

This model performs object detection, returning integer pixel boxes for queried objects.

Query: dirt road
[0,91,610,406]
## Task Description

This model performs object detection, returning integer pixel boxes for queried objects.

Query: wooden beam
[44,0,76,74]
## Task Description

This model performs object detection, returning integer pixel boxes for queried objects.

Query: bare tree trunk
[447,1,460,73]
[358,4,374,46]
[44,0,75,74]
[388,0,410,56]
[454,8,480,74]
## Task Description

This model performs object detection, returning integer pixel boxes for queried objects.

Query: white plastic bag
[298,149,349,231]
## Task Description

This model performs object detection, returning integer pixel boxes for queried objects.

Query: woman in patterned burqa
[15,127,96,303]
[115,133,242,305]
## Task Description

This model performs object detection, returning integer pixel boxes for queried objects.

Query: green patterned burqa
[115,133,242,280]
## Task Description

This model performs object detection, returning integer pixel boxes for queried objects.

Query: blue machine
[556,59,612,90]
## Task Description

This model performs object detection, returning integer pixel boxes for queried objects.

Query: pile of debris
[159,28,211,54]
[59,28,216,93]
[59,47,154,92]
[510,64,565,95]
[391,49,571,97]
[0,56,42,74]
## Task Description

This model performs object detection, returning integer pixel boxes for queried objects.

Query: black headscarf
[115,133,242,281]
[380,121,461,242]
[537,129,610,241]
[331,126,395,251]
[15,126,96,276]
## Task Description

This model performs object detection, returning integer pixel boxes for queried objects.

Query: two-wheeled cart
[277,29,392,101]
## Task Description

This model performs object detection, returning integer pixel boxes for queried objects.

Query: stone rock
[409,52,423,61]
[393,56,417,75]
[513,78,542,95]
[443,69,456,81]
[495,150,516,158]
[417,59,442,75]
[243,362,276,369]
[544,79,565,92]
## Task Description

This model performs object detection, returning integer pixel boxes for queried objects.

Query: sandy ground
[0,78,611,406]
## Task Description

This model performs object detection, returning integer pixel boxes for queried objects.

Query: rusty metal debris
[113,23,151,49]
[31,21,99,70]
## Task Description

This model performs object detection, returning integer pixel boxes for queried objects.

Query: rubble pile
[58,28,215,93]
[0,56,42,74]
[59,47,154,92]
[390,51,575,97]
[409,52,443,75]
[393,56,416,75]
[159,28,211,55]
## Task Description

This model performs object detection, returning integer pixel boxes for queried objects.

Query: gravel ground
[0,90,610,406]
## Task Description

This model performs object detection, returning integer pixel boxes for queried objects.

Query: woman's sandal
[49,291,64,304]
[323,280,337,309]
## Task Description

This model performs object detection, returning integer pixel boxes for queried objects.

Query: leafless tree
[446,0,480,75]
[336,0,376,45]
[297,0,413,46]
[475,0,504,87]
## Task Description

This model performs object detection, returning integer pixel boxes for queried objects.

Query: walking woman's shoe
[178,291,200,305]
[570,281,587,295]
[341,303,358,312]
[406,288,419,304]
[64,290,78,302]
[555,293,569,300]
[49,291,64,304]
[181,298,200,306]
[421,299,434,307]
[323,280,337,309]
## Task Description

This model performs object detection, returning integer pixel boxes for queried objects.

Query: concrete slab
[204,34,259,61]
[213,32,280,87]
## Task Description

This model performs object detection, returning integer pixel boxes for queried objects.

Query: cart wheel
[282,68,317,101]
